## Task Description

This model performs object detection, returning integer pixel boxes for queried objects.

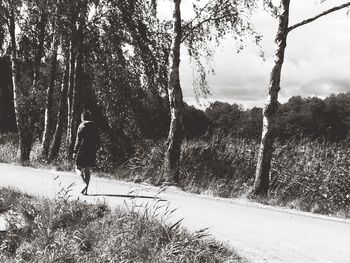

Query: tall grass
[0,133,18,163]
[0,187,242,262]
[122,136,350,217]
[0,132,73,170]
[121,136,258,198]
[269,140,350,216]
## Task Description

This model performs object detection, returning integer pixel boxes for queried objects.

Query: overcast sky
[158,0,350,109]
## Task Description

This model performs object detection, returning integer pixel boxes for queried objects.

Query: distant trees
[276,94,350,141]
[203,93,350,142]
[324,93,350,140]
[277,96,328,139]
[183,104,209,139]
[206,102,243,132]
[205,102,262,139]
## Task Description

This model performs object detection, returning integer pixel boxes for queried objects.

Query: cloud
[300,78,350,96]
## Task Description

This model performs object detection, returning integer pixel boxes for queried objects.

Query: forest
[1,0,350,216]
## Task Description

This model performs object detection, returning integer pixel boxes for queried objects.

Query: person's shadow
[86,193,167,201]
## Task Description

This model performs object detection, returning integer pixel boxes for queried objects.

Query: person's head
[81,110,93,122]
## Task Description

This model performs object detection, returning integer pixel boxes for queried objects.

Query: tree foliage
[0,0,173,164]
[182,0,261,98]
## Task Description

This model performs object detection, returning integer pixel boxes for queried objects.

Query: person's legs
[84,167,91,194]
[76,166,88,194]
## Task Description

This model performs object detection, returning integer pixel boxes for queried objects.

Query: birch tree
[253,0,350,196]
[42,2,60,159]
[31,1,48,90]
[164,0,183,183]
[163,0,258,183]
[66,2,79,161]
[49,51,70,162]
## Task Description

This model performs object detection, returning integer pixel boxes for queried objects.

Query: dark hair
[81,110,93,121]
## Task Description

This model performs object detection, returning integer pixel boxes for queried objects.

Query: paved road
[1,163,350,263]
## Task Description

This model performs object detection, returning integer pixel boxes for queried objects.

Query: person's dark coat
[73,121,100,167]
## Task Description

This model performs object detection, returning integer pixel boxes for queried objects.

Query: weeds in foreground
[0,187,242,262]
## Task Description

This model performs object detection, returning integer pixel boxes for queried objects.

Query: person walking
[73,110,100,195]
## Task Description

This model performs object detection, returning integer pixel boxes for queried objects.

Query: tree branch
[182,0,215,30]
[288,2,350,32]
[181,13,231,43]
[181,0,231,43]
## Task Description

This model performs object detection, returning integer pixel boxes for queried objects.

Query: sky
[158,0,350,109]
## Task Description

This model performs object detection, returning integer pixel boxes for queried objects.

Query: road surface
[1,163,350,263]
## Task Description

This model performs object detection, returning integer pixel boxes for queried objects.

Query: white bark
[164,0,183,183]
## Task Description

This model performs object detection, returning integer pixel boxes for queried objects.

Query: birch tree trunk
[68,51,82,158]
[164,0,183,184]
[49,50,70,162]
[42,30,59,159]
[8,7,31,163]
[253,0,290,196]
[33,12,47,89]
[66,38,76,161]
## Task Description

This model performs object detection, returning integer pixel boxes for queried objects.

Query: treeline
[184,93,350,141]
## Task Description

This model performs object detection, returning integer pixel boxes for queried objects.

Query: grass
[268,139,350,216]
[0,132,75,171]
[1,132,350,218]
[0,133,18,164]
[0,187,243,262]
